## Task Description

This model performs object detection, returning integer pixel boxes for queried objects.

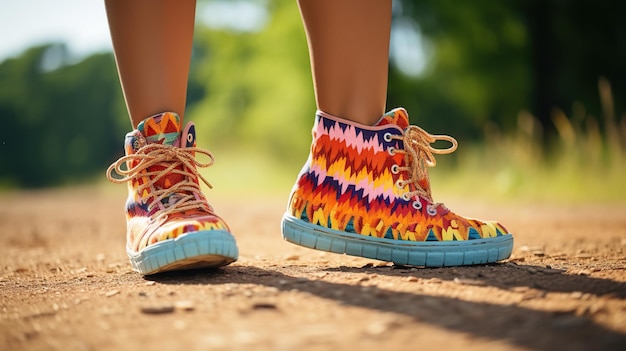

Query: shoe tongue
[134,112,185,192]
[137,112,182,147]
[376,107,410,129]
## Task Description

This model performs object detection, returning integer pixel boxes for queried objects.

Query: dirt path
[1,187,625,351]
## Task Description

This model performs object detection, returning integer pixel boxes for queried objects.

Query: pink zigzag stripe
[315,121,386,154]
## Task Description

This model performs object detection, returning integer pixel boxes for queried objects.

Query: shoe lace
[390,125,458,203]
[106,143,215,219]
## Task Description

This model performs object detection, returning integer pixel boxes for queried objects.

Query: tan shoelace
[106,143,215,219]
[390,125,458,202]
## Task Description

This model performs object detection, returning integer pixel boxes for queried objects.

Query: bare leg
[298,0,392,125]
[105,0,195,127]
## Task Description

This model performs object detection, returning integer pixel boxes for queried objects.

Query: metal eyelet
[427,204,437,216]
[391,164,400,174]
[383,132,393,142]
[388,147,396,156]
[395,179,405,189]
[401,193,411,201]
[412,200,422,210]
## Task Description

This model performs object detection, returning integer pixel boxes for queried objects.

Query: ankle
[316,105,385,126]
[316,110,385,128]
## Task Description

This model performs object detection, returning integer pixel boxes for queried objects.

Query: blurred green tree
[393,0,626,142]
[0,44,127,187]
[188,0,314,161]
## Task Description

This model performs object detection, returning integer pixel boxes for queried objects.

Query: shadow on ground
[149,263,626,351]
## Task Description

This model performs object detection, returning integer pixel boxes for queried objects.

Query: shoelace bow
[390,125,458,203]
[106,143,215,219]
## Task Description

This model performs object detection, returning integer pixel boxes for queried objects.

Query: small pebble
[174,300,195,311]
[570,291,583,299]
[252,302,277,310]
[140,305,175,314]
[365,321,389,336]
[105,290,119,297]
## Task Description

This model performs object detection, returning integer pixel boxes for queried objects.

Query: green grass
[198,145,302,199]
[429,78,626,204]
[430,144,626,204]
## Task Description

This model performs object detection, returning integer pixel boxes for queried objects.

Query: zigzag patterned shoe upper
[107,112,230,253]
[288,108,511,242]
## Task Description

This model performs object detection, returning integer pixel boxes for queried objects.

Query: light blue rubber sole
[127,230,238,275]
[281,214,513,267]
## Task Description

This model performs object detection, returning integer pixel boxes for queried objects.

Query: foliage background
[0,0,624,201]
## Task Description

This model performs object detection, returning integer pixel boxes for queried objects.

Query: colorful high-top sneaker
[107,112,238,275]
[282,108,513,267]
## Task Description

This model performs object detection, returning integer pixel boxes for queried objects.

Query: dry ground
[1,186,625,351]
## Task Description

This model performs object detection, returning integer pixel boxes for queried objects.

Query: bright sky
[0,0,112,61]
[0,0,270,62]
